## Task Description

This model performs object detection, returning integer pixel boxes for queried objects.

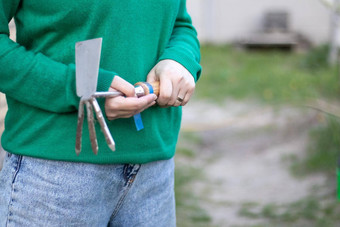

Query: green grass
[291,117,340,176]
[197,43,340,176]
[195,44,340,176]
[238,195,340,227]
[175,148,213,227]
[196,45,340,104]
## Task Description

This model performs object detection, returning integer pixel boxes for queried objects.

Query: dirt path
[177,99,328,226]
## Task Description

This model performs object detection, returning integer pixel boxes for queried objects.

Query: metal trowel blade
[75,38,102,100]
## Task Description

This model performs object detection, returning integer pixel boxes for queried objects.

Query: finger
[179,92,190,106]
[181,86,195,106]
[106,94,157,120]
[110,75,135,97]
[166,79,182,106]
[126,101,157,118]
[174,90,186,107]
[157,79,173,106]
[107,94,156,112]
[107,100,156,120]
[146,68,157,83]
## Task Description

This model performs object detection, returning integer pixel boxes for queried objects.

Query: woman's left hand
[146,59,195,107]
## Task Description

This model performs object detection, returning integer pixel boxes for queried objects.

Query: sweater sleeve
[158,0,201,81]
[0,1,114,113]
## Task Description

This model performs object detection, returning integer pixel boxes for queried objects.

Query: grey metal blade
[75,38,102,100]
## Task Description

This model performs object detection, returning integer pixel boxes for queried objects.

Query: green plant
[300,44,330,71]
[292,117,340,176]
[239,196,340,226]
[175,164,213,227]
[196,45,339,104]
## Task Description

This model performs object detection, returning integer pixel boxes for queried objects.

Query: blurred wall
[187,0,331,45]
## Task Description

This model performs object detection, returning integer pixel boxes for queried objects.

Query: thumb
[110,75,135,97]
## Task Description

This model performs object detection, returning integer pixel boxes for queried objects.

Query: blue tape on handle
[134,113,144,131]
[144,82,154,94]
[133,82,154,131]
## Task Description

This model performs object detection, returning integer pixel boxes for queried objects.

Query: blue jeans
[0,154,175,226]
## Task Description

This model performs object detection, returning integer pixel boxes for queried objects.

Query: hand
[147,59,195,107]
[105,76,157,121]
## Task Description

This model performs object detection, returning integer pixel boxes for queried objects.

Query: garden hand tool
[75,38,159,155]
[75,37,113,155]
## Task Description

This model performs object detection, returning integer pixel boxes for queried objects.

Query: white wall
[187,0,331,45]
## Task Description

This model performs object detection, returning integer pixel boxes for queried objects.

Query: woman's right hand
[105,76,157,121]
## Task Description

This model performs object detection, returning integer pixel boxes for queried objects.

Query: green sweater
[0,0,201,164]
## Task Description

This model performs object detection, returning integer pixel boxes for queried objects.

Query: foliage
[195,45,339,104]
[300,44,331,70]
[239,195,340,227]
[291,117,340,176]
[175,147,213,227]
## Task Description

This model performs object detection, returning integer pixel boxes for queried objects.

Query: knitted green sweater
[0,0,201,164]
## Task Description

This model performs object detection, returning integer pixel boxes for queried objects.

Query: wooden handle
[134,81,160,97]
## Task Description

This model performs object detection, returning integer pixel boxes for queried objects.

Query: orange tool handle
[134,81,160,97]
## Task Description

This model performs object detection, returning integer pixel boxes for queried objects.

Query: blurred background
[1,0,340,226]
[177,0,340,226]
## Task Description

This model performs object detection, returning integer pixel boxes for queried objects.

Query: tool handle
[93,91,123,98]
[134,81,160,97]
[94,81,160,98]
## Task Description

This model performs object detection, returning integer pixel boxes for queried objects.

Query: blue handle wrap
[133,82,154,131]
[133,113,144,131]
[144,82,154,95]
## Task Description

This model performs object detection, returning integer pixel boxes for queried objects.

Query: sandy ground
[177,99,328,226]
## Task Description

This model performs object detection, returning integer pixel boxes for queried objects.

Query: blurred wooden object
[238,11,310,51]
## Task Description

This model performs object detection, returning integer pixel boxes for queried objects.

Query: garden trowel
[75,38,115,155]
[74,38,160,155]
